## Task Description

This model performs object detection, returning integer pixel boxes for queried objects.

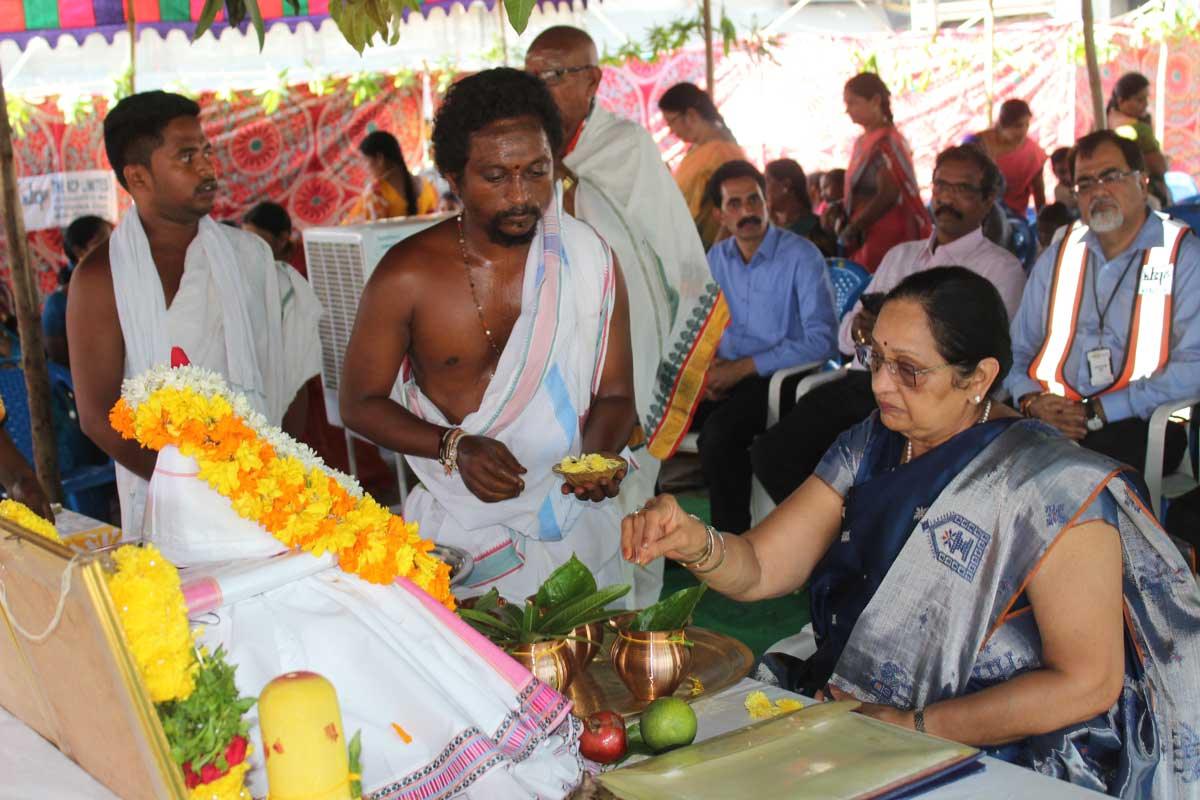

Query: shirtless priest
[340,68,636,600]
[67,91,321,536]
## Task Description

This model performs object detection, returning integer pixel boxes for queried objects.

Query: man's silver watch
[1084,398,1105,432]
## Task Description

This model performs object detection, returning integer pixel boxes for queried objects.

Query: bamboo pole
[126,0,137,92]
[0,66,63,503]
[1082,0,1105,131]
[702,0,715,99]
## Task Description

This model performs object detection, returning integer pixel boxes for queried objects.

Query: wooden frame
[0,518,187,798]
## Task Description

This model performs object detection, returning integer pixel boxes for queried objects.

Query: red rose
[199,762,225,783]
[224,735,248,766]
[182,762,201,789]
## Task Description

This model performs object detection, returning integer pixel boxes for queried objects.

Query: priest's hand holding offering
[621,495,706,566]
[457,435,527,502]
[556,453,627,503]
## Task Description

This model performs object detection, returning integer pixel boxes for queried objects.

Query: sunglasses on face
[530,65,594,86]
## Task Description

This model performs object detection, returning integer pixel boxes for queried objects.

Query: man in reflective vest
[1007,129,1200,475]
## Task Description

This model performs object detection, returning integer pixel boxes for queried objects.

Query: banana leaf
[628,584,707,632]
[536,584,630,636]
[534,554,597,610]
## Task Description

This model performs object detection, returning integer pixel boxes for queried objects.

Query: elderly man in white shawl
[341,68,637,602]
[525,27,719,605]
[67,91,322,536]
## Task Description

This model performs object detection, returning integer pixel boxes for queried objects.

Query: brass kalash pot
[609,625,692,702]
[507,639,577,692]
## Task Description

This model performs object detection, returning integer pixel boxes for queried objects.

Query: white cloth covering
[564,104,714,607]
[108,211,321,536]
[397,196,627,603]
[145,445,584,799]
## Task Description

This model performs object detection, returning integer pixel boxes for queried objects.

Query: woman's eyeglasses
[855,344,959,389]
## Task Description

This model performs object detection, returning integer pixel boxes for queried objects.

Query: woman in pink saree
[973,99,1047,217]
[837,73,931,272]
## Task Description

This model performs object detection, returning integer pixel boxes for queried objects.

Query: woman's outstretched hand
[620,494,708,566]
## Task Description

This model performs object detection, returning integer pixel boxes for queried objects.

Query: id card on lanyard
[1087,347,1114,385]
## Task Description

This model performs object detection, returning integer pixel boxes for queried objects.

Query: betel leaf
[503,0,536,34]
[456,608,519,639]
[534,554,597,610]
[628,584,707,632]
[536,584,630,636]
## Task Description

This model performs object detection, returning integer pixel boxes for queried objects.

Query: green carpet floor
[667,491,809,660]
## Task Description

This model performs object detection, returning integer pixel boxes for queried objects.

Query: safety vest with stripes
[1028,213,1190,400]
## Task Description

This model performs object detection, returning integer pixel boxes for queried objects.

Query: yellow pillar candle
[259,671,353,800]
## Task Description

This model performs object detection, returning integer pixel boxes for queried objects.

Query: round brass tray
[567,626,753,719]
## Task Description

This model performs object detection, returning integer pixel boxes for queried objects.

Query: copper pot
[609,627,692,701]
[564,620,606,670]
[508,639,576,692]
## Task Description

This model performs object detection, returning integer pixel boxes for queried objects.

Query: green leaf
[503,0,535,34]
[536,584,630,636]
[193,0,224,40]
[629,584,707,632]
[534,554,597,610]
[521,598,536,637]
[245,0,267,50]
[456,607,519,638]
[468,588,502,615]
[348,730,363,798]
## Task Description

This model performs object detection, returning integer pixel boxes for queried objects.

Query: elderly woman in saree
[834,73,931,272]
[622,267,1200,799]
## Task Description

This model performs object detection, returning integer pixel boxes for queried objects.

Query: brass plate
[567,626,753,719]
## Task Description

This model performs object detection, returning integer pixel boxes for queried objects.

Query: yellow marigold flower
[107,544,196,703]
[0,500,61,542]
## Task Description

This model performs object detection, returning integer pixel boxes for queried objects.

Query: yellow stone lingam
[259,671,353,800]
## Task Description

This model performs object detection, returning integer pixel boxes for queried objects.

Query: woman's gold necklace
[903,399,992,465]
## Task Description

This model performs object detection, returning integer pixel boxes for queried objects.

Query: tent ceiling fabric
[0,0,589,49]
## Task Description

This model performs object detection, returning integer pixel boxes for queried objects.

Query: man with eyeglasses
[751,145,1024,505]
[1007,129,1199,477]
[525,26,716,604]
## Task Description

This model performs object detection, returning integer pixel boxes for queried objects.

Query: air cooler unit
[302,214,451,501]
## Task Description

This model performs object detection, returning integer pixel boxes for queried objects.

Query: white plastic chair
[1143,395,1200,520]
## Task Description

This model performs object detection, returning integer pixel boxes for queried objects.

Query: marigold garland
[0,499,62,543]
[110,365,453,608]
[108,544,253,798]
[107,544,197,703]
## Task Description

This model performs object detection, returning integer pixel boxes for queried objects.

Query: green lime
[640,697,697,752]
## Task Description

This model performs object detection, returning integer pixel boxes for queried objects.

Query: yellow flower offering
[557,454,623,474]
[744,690,804,720]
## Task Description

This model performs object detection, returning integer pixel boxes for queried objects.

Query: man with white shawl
[341,68,638,603]
[526,27,724,605]
[67,90,322,537]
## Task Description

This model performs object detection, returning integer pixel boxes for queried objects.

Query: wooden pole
[702,0,715,99]
[0,66,63,503]
[126,0,137,92]
[1082,0,1105,131]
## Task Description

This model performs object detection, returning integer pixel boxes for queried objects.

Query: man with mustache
[1008,129,1200,475]
[340,68,636,599]
[67,91,321,535]
[696,159,837,534]
[751,145,1024,506]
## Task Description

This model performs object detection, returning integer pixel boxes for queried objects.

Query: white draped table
[1,677,1105,799]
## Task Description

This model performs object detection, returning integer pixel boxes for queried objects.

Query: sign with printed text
[1138,262,1174,296]
[18,170,117,232]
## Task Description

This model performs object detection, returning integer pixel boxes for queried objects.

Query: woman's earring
[973,395,981,404]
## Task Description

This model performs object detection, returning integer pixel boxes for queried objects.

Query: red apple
[579,710,627,764]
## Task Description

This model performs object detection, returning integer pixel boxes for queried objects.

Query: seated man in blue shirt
[43,215,112,367]
[1007,129,1200,477]
[695,160,837,533]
